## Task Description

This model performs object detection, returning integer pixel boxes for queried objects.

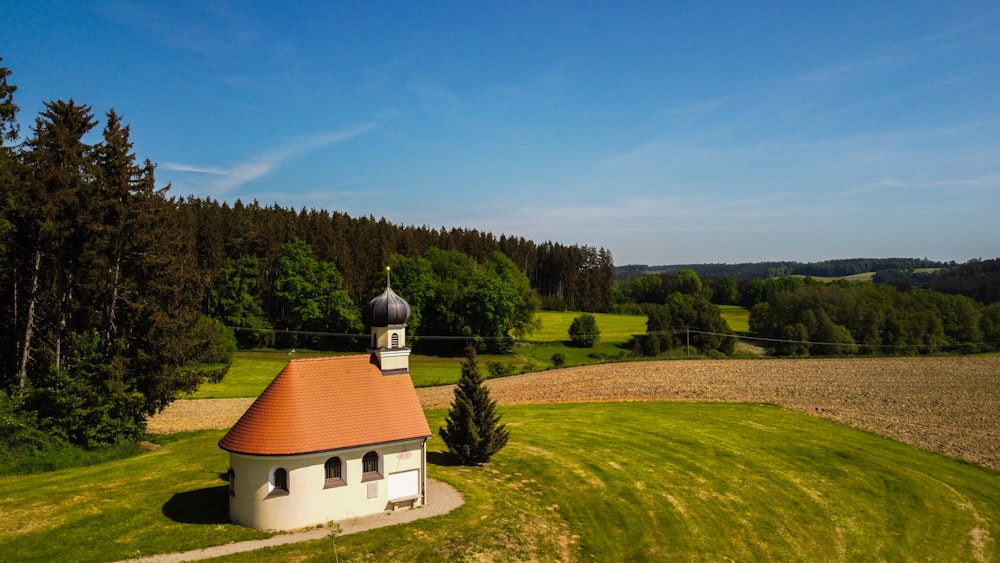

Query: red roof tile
[219,355,431,455]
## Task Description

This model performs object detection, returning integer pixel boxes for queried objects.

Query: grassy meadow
[718,304,750,333]
[409,311,649,386]
[529,311,647,342]
[188,349,343,399]
[4,403,998,561]
[191,311,653,394]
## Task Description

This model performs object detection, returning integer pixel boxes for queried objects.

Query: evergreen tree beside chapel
[439,345,509,465]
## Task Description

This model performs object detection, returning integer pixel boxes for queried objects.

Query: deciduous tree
[568,313,601,347]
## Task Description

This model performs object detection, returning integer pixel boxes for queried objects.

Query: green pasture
[530,311,646,343]
[4,403,998,561]
[195,344,639,393]
[718,305,750,333]
[792,272,876,282]
[410,311,648,386]
[187,349,341,399]
[190,310,751,394]
[192,312,648,394]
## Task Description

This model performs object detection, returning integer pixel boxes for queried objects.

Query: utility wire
[228,325,950,349]
[647,328,940,349]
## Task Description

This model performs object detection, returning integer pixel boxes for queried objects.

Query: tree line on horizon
[618,257,956,281]
[183,196,615,319]
[616,269,1000,356]
[619,257,1000,309]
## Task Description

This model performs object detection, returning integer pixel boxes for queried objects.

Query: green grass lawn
[0,430,271,562]
[5,403,998,561]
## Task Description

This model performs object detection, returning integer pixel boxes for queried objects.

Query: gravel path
[148,356,1000,469]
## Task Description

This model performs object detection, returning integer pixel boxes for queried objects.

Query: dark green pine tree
[439,345,509,465]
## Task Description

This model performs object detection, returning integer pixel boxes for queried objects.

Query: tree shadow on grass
[162,485,230,524]
[428,450,462,467]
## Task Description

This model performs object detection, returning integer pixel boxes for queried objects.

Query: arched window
[269,467,289,496]
[362,451,382,481]
[324,457,345,488]
[391,333,400,348]
[228,468,235,497]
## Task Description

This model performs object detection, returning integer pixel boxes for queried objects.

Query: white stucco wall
[228,438,427,531]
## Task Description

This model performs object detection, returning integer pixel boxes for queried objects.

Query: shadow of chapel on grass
[162,485,231,525]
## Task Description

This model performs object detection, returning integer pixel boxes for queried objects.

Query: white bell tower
[364,268,411,375]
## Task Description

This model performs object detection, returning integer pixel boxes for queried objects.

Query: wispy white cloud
[160,163,227,175]
[845,171,1000,196]
[162,123,376,196]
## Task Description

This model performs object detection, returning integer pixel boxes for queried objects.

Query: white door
[387,469,419,501]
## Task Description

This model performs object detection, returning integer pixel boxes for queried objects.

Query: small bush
[551,353,566,368]
[487,361,516,379]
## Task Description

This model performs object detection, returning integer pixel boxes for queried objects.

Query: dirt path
[149,357,1000,470]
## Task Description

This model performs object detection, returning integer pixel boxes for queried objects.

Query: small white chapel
[219,273,431,531]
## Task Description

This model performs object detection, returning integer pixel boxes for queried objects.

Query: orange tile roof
[219,355,431,456]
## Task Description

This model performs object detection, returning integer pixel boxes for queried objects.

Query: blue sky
[4,1,999,265]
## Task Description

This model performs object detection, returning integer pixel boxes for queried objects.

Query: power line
[647,328,940,350]
[228,326,962,350]
[227,326,514,341]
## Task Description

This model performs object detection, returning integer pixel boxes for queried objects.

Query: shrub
[568,313,601,348]
[550,353,566,368]
[487,361,516,379]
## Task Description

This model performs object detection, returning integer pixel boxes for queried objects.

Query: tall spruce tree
[439,345,509,465]
[0,58,20,387]
[0,79,228,444]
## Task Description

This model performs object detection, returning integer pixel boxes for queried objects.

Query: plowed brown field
[148,357,1000,470]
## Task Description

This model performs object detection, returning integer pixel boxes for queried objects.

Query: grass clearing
[188,349,343,399]
[792,272,877,282]
[718,304,750,333]
[192,307,721,393]
[197,311,650,394]
[408,311,646,386]
[531,311,646,344]
[37,403,998,561]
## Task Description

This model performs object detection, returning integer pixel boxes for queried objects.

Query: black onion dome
[365,281,411,327]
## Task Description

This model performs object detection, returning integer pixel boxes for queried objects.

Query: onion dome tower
[365,267,411,375]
